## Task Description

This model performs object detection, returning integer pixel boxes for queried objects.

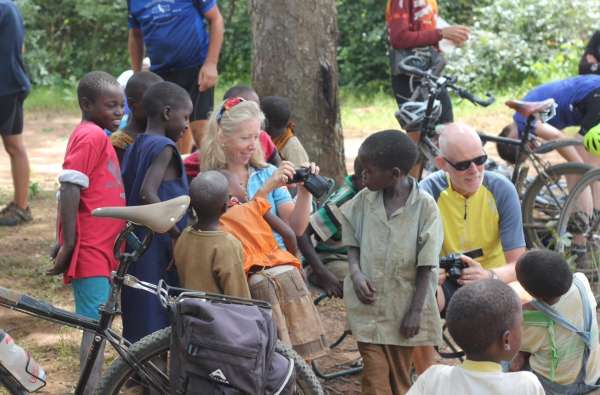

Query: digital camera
[439,248,483,282]
[287,167,332,198]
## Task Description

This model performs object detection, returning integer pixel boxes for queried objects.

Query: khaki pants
[357,342,413,395]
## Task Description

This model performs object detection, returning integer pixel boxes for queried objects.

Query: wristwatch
[489,270,499,280]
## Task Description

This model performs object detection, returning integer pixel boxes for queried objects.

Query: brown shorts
[248,265,328,360]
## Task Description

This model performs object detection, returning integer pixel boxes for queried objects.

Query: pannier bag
[170,298,295,394]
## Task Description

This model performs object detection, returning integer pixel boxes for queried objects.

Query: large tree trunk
[250,0,346,183]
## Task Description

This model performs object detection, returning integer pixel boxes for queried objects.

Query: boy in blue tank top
[121,81,193,344]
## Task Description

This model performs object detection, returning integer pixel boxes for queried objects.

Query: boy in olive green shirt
[341,130,444,394]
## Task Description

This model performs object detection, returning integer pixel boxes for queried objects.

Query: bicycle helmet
[583,124,600,157]
[395,100,442,131]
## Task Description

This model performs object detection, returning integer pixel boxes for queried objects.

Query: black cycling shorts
[391,73,454,131]
[0,92,26,136]
[157,65,214,122]
[575,87,600,135]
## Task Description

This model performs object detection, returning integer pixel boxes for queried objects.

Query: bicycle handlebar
[397,56,494,107]
[452,87,495,107]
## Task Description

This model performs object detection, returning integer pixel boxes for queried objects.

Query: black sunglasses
[444,154,488,171]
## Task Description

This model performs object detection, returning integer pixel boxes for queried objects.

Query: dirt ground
[0,107,517,394]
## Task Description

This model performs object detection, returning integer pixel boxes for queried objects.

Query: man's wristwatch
[489,270,499,280]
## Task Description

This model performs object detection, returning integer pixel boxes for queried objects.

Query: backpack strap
[523,310,560,380]
[530,275,595,386]
[530,276,593,348]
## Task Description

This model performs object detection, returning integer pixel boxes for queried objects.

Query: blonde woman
[200,97,315,246]
[201,97,328,359]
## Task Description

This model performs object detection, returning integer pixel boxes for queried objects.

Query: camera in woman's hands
[287,167,333,198]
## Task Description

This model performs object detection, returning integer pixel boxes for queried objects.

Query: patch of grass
[24,85,79,114]
[340,87,398,137]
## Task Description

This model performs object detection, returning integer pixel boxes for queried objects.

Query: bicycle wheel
[522,162,593,249]
[96,327,323,395]
[275,341,324,395]
[0,366,27,395]
[556,168,600,294]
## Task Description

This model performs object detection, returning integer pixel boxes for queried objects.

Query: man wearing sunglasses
[420,123,526,310]
[412,123,526,371]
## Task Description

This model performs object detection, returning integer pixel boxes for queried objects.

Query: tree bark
[250,0,346,183]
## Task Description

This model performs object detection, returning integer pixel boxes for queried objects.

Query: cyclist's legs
[534,124,594,246]
[576,89,600,212]
[575,144,600,211]
[534,123,583,164]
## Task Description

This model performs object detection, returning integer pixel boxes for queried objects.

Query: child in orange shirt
[219,169,327,360]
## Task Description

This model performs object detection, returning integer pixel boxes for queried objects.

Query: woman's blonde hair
[200,99,267,171]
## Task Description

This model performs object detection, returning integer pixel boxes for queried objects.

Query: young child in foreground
[174,170,250,298]
[512,249,600,394]
[110,71,163,163]
[408,279,545,394]
[261,95,309,166]
[120,81,192,345]
[218,168,328,361]
[340,130,444,394]
[50,71,126,394]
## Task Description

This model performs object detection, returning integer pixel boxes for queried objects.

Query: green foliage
[17,0,129,86]
[445,0,598,91]
[15,0,599,95]
[218,0,252,83]
[437,0,493,25]
[336,0,388,90]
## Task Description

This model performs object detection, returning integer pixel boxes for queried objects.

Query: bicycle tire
[274,341,324,395]
[556,168,600,280]
[95,327,323,395]
[521,162,593,249]
[0,366,27,395]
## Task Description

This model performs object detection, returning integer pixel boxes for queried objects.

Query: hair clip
[216,97,246,124]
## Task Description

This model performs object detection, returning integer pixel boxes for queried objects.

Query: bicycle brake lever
[123,274,158,294]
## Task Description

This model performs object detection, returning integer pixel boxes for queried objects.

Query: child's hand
[46,244,73,276]
[400,308,422,338]
[313,268,343,298]
[350,271,376,304]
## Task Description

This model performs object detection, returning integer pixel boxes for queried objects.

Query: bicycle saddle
[505,98,556,118]
[92,195,190,234]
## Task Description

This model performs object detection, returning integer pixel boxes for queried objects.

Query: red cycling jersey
[386,0,441,49]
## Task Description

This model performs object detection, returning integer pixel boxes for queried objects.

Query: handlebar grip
[455,88,495,107]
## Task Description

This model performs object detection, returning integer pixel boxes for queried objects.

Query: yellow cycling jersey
[419,171,525,269]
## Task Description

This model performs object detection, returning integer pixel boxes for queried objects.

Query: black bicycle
[0,196,322,395]
[396,56,592,249]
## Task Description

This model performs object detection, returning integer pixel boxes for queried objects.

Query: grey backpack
[169,298,295,394]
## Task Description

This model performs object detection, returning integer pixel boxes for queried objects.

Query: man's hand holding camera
[456,255,493,285]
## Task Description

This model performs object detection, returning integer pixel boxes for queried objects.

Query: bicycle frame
[0,220,274,394]
[0,224,167,395]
